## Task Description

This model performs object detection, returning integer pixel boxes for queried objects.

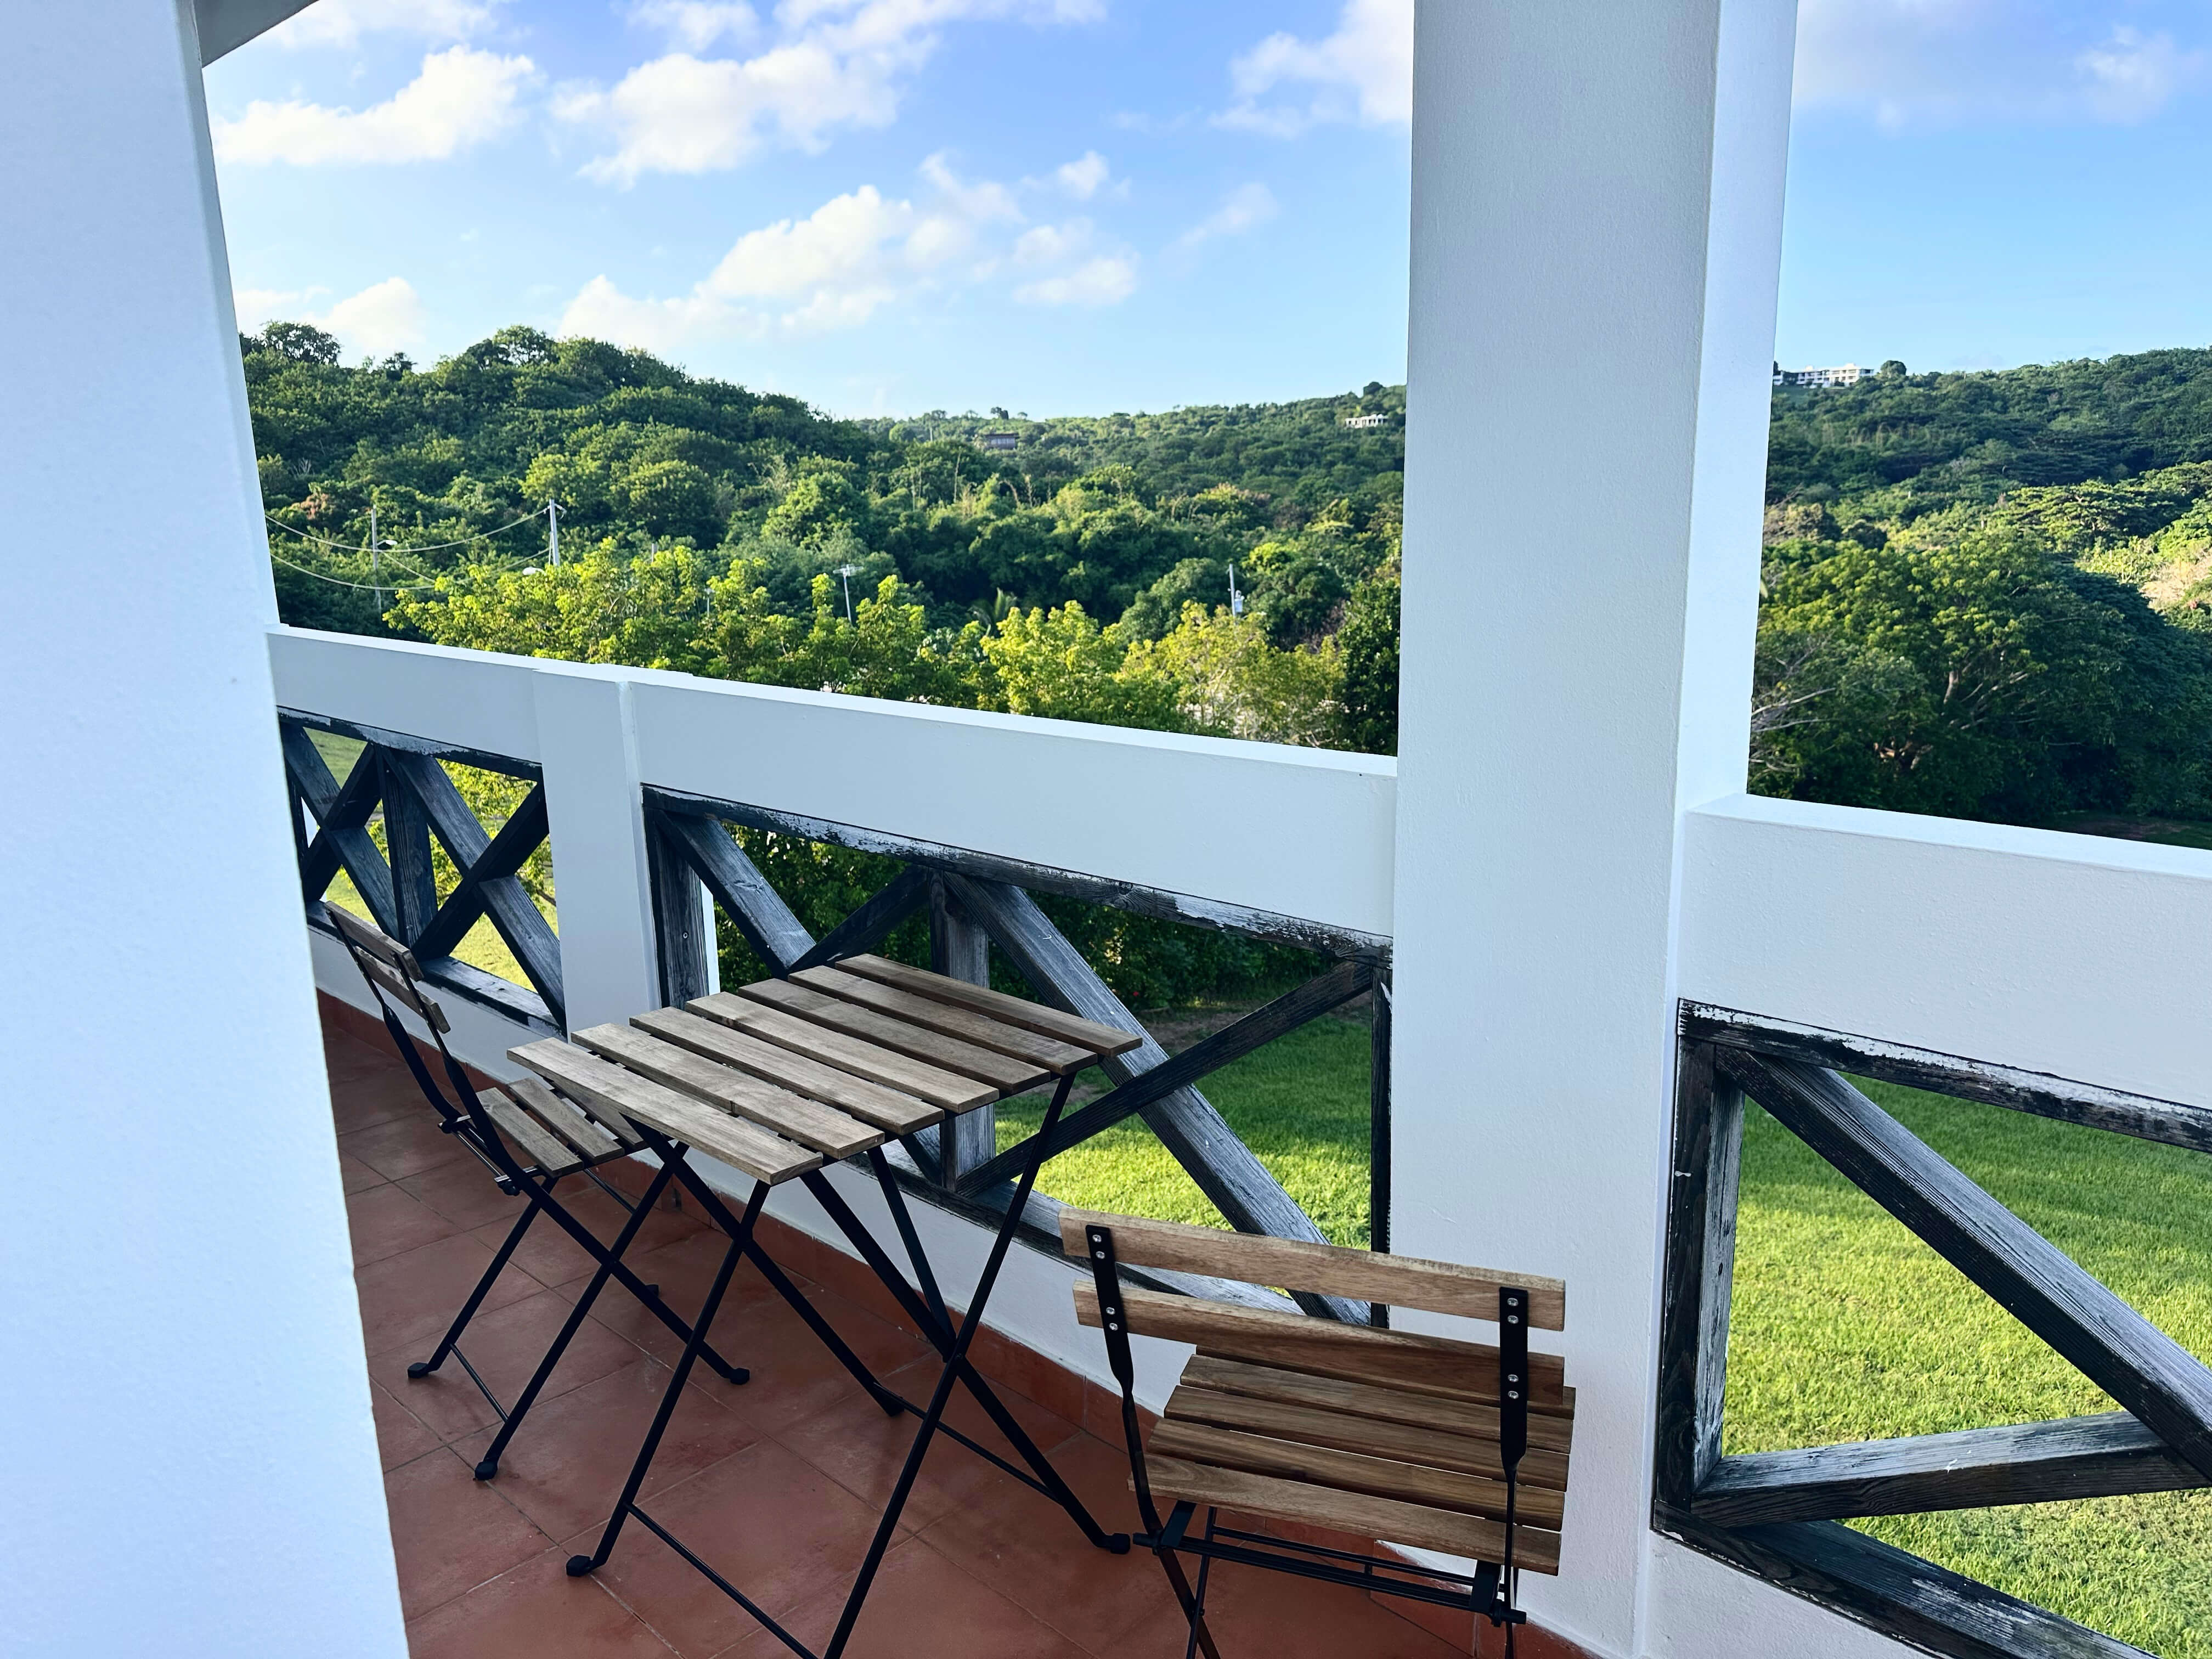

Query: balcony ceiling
[196,0,317,64]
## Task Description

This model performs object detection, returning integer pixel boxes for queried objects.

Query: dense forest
[252,323,2212,835]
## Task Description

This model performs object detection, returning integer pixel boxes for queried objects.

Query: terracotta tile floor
[328,1013,1469,1657]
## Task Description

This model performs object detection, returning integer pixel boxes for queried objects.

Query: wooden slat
[358,951,449,1034]
[509,1040,820,1186]
[794,964,1094,1074]
[1690,1413,2208,1527]
[1147,1419,1564,1530]
[1181,1356,1575,1448]
[735,978,1052,1093]
[505,1073,629,1156]
[324,901,417,973]
[479,1087,586,1176]
[631,1007,944,1135]
[572,1023,883,1159]
[1061,1208,1565,1330]
[1142,1456,1561,1574]
[686,992,997,1113]
[1074,1283,1565,1407]
[1166,1384,1571,1491]
[836,952,1141,1056]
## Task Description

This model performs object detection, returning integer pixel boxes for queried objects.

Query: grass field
[1726,1082,2212,1657]
[999,1006,1375,1248]
[1016,1011,2210,1656]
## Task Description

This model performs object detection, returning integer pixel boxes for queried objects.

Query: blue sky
[206,0,2212,414]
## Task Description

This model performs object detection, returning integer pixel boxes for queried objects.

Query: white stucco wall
[0,4,406,1654]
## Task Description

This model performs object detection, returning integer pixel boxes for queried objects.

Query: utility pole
[368,502,380,610]
[547,498,560,568]
[836,562,860,623]
[1227,561,1244,618]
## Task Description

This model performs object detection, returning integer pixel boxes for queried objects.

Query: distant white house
[978,431,1020,452]
[1773,361,1865,388]
[1342,413,1392,428]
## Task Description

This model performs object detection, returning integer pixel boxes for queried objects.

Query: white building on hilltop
[1773,361,1866,388]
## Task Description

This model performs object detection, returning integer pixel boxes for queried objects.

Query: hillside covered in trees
[252,323,2212,833]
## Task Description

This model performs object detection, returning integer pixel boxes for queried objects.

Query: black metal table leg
[568,1167,769,1579]
[820,1071,1117,1659]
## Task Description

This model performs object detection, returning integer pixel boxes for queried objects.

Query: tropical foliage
[255,324,2212,835]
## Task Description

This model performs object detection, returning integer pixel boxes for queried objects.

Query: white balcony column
[1391,3,1904,1654]
[0,3,405,1654]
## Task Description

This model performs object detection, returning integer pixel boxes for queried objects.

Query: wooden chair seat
[1062,1204,1573,1618]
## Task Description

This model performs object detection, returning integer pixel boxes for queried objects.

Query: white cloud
[560,149,1129,350]
[212,46,536,165]
[322,277,430,356]
[628,0,761,53]
[266,0,503,48]
[1013,255,1136,307]
[1795,1,2208,130]
[1054,150,1110,199]
[1218,0,1410,137]
[1173,182,1277,250]
[236,278,427,357]
[558,0,1102,184]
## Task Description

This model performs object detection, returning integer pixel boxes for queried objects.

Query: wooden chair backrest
[1056,1207,1565,1330]
[325,902,450,1035]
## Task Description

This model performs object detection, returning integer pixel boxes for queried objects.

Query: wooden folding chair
[1064,1209,1572,1657]
[321,904,752,1474]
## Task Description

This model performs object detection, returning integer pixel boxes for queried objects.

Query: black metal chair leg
[409,1194,540,1379]
[1153,1541,1223,1659]
[569,1177,768,1579]
[1182,1510,1219,1659]
[473,1160,689,1480]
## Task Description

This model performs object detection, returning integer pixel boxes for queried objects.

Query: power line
[264,509,543,554]
[268,549,443,593]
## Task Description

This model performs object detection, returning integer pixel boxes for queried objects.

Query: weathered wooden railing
[281,710,561,1032]
[1656,1005,2212,1659]
[642,787,1391,1320]
[269,626,1397,1341]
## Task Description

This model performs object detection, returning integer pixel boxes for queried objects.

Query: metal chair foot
[473,1459,500,1481]
[1106,1533,1132,1554]
[563,1555,596,1578]
[407,1361,435,1378]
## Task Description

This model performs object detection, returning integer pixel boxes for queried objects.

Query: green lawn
[996,1007,1375,1248]
[1017,1016,2212,1656]
[1726,1082,2212,1657]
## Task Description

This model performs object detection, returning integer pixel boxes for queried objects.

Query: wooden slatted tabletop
[507,959,1141,1188]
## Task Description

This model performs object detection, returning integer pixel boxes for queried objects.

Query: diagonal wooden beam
[1691,1412,2208,1527]
[790,864,934,975]
[382,754,562,1019]
[286,730,396,933]
[956,957,1373,1197]
[944,872,1365,1323]
[652,808,814,975]
[1719,1051,2212,1481]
